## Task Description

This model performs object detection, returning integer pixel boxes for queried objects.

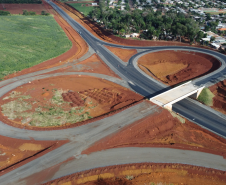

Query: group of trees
[89,4,203,43]
[0,0,42,3]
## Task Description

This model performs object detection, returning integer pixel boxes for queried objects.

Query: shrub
[41,10,50,16]
[0,10,10,16]
[23,10,36,15]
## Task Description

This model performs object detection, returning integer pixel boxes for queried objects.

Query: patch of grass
[197,88,215,106]
[1,89,94,127]
[0,15,72,80]
[125,175,133,180]
[169,111,185,124]
[68,3,94,16]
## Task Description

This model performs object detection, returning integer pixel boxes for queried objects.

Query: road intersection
[0,1,226,184]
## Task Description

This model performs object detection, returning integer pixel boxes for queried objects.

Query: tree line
[0,0,42,4]
[89,2,205,43]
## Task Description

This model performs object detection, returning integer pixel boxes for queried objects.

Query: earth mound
[138,50,221,86]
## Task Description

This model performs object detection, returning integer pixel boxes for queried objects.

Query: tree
[119,28,125,35]
[210,37,216,42]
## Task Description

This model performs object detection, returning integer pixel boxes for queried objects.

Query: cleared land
[138,50,221,86]
[67,2,94,16]
[0,135,66,175]
[0,15,72,80]
[0,76,142,128]
[0,3,48,15]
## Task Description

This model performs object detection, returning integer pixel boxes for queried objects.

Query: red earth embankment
[138,50,221,86]
[83,104,226,157]
[44,163,226,185]
[209,80,226,114]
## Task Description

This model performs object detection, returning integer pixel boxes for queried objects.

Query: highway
[0,1,226,184]
[48,0,226,138]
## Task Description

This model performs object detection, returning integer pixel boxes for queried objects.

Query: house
[92,3,98,6]
[210,43,221,49]
[218,28,226,32]
[131,33,140,38]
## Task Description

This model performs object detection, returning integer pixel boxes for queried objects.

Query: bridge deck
[150,81,204,107]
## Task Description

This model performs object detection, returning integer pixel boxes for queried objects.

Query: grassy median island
[197,88,215,106]
[0,15,72,80]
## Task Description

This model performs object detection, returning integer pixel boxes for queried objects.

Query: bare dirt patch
[0,75,142,129]
[105,46,137,62]
[44,163,226,185]
[0,135,67,176]
[0,2,50,15]
[138,50,221,86]
[83,106,226,157]
[209,80,226,114]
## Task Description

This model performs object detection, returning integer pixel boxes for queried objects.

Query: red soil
[4,6,88,81]
[0,135,67,176]
[0,1,51,15]
[138,50,221,86]
[44,163,226,185]
[209,80,226,114]
[105,46,137,62]
[83,106,226,157]
[45,54,120,79]
[0,75,143,130]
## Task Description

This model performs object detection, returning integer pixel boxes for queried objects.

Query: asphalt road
[48,0,226,138]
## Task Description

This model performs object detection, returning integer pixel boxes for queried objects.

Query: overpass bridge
[150,81,205,111]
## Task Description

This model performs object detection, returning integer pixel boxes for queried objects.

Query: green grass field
[68,3,94,16]
[0,15,72,80]
[197,88,215,106]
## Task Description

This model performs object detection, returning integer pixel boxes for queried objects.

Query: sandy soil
[45,54,120,79]
[209,80,226,114]
[83,106,226,157]
[44,163,226,185]
[105,46,137,62]
[138,51,221,86]
[4,5,88,80]
[0,75,143,129]
[0,135,67,176]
